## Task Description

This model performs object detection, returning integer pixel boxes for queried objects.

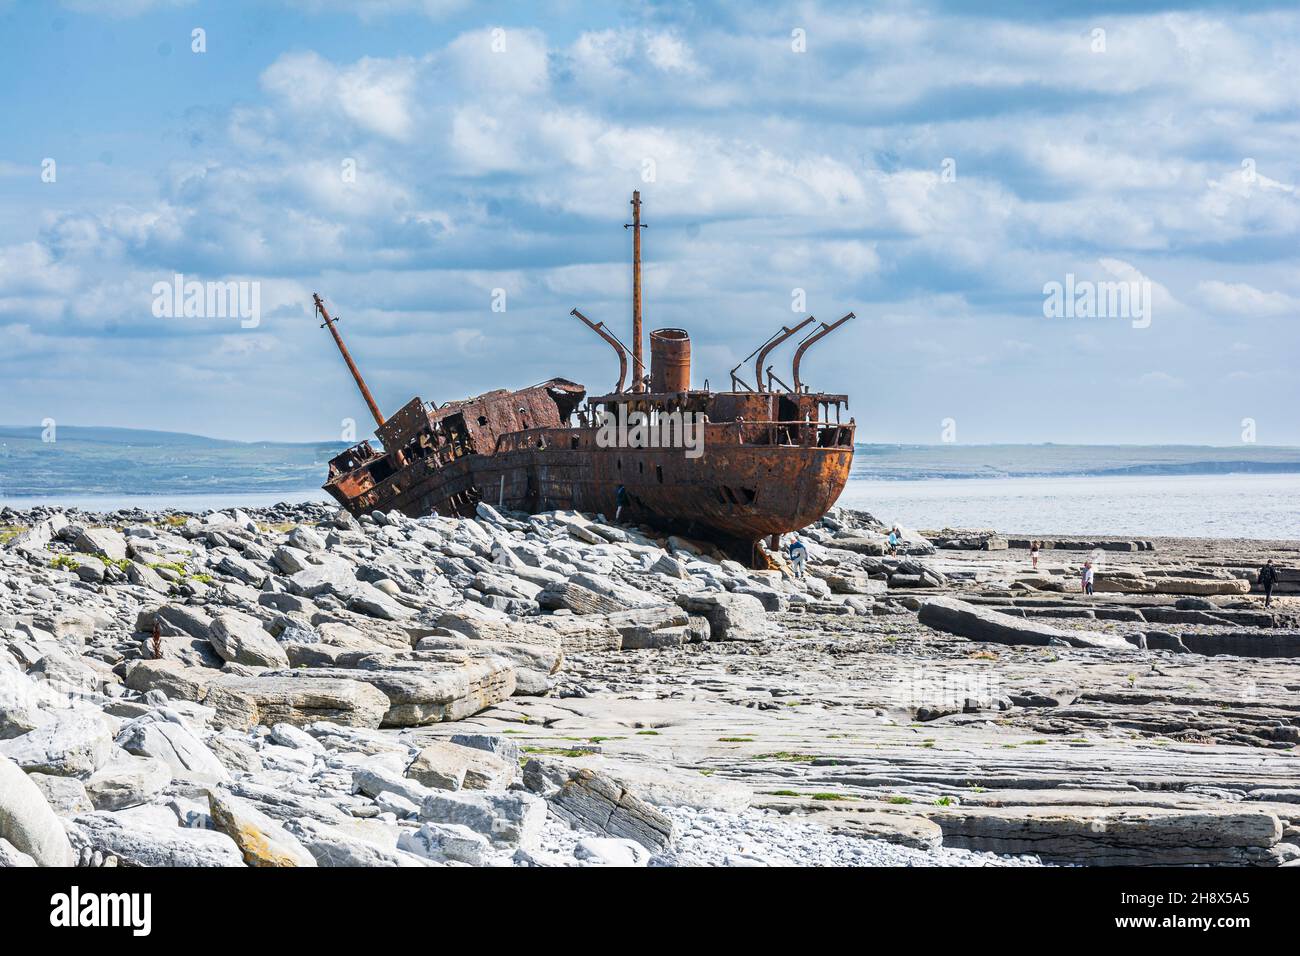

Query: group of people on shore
[1029,542,1282,605]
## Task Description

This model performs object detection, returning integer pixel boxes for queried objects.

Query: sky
[0,0,1296,445]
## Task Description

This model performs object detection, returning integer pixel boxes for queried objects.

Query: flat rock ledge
[926,805,1288,866]
[918,596,1132,650]
[126,660,391,729]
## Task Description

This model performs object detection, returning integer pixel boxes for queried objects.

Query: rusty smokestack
[650,328,691,392]
[314,293,385,428]
[625,191,646,391]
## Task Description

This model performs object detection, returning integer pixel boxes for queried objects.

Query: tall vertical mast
[624,190,647,391]
[314,293,386,428]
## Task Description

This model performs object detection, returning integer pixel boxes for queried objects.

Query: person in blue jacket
[788,534,808,579]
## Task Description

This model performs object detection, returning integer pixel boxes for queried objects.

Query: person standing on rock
[615,484,629,522]
[1259,559,1279,607]
[788,534,808,579]
[887,527,900,556]
[1082,560,1095,596]
[1030,540,1041,570]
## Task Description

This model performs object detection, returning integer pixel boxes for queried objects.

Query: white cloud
[442,28,549,98]
[261,52,419,141]
[1196,280,1299,318]
[644,32,700,76]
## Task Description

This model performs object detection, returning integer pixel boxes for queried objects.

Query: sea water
[836,473,1300,540]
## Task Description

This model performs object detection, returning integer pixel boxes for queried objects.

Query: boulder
[522,761,675,852]
[289,556,358,597]
[620,626,688,650]
[287,525,326,552]
[353,766,435,807]
[427,609,560,649]
[0,711,115,777]
[406,739,515,791]
[71,527,127,561]
[411,634,559,696]
[0,754,76,866]
[261,656,516,727]
[84,753,172,811]
[606,606,692,650]
[287,818,425,867]
[208,789,317,867]
[209,610,290,668]
[215,554,269,588]
[126,562,170,594]
[218,781,347,826]
[27,773,93,815]
[449,733,521,769]
[68,811,244,867]
[574,837,651,866]
[398,822,491,865]
[538,581,629,615]
[533,616,623,654]
[569,572,664,608]
[821,571,887,596]
[125,660,391,730]
[0,669,55,740]
[649,554,691,579]
[832,536,886,556]
[676,592,771,641]
[272,545,312,575]
[0,839,36,867]
[115,710,229,780]
[419,791,547,849]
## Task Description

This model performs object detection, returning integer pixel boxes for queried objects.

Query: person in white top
[1082,561,1095,596]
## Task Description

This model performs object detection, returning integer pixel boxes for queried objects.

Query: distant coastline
[851,443,1300,481]
[1,426,1299,500]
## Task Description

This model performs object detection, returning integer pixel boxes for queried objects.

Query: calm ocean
[2,438,1298,540]
[838,473,1300,540]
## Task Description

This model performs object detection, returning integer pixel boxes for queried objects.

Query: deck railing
[491,420,854,454]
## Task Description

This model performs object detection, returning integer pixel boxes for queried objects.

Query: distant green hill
[0,425,246,447]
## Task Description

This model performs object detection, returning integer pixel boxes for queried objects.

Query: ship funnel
[650,328,691,392]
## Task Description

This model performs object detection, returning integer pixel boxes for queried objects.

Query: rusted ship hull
[487,442,851,539]
[326,421,854,541]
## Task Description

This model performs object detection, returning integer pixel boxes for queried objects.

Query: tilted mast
[313,293,385,428]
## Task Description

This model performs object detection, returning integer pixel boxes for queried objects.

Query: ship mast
[313,293,385,428]
[624,190,647,391]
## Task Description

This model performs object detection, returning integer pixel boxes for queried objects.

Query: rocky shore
[0,501,1296,868]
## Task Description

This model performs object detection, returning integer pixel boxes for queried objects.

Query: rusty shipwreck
[318,192,855,555]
